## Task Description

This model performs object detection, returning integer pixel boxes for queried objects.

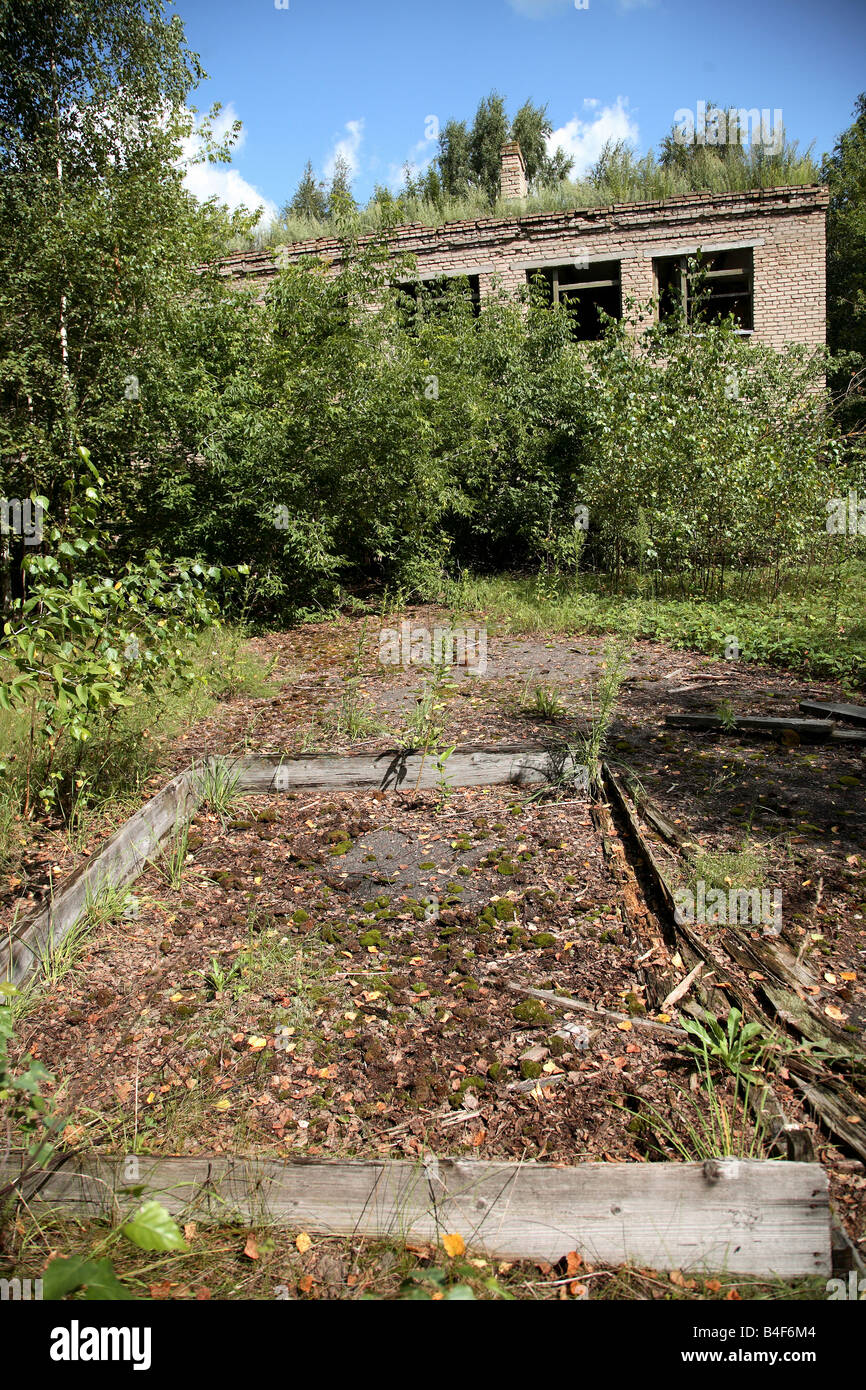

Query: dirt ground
[5,609,866,1259]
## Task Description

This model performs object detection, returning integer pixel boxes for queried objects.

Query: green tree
[823,94,866,365]
[511,98,573,189]
[469,91,509,204]
[285,159,328,221]
[0,0,254,601]
[437,118,473,197]
[327,153,357,218]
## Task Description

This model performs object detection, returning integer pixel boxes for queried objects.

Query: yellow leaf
[215,1098,231,1112]
[296,1232,312,1254]
[656,1013,671,1023]
[170,992,183,1002]
[145,1091,155,1104]
[248,1036,268,1051]
[616,1019,632,1031]
[825,1004,846,1020]
[442,1233,465,1258]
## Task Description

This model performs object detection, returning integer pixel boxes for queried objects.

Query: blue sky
[174,0,866,221]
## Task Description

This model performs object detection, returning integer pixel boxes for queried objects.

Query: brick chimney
[500,141,527,201]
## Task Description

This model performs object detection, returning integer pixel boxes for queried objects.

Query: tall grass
[245,141,821,252]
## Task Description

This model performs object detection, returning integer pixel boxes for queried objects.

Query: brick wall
[220,184,828,349]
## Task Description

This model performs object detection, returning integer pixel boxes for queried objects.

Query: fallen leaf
[243,1233,259,1261]
[442,1232,466,1258]
[296,1231,312,1254]
[565,1250,583,1277]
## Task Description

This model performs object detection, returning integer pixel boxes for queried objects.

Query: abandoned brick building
[221,142,828,348]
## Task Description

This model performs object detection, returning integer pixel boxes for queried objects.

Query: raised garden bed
[1,743,857,1277]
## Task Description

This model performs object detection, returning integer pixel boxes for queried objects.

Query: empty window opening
[527,260,622,340]
[654,248,753,329]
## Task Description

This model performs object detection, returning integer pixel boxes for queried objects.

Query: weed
[680,1007,770,1079]
[192,758,241,821]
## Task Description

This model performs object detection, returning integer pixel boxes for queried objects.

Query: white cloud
[323,118,364,181]
[548,96,639,176]
[179,102,277,221]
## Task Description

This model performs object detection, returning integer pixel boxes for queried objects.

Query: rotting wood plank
[600,765,816,1161]
[665,715,835,743]
[800,700,866,728]
[830,728,866,746]
[1,1152,832,1276]
[506,981,688,1039]
[231,745,586,795]
[1,769,200,989]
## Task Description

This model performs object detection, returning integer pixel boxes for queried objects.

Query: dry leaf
[296,1231,312,1254]
[243,1233,259,1261]
[442,1232,466,1258]
[565,1250,583,1277]
[298,1274,314,1294]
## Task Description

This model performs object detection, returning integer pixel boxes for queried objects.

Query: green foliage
[121,1200,188,1253]
[681,1007,769,1078]
[43,1200,186,1299]
[0,0,258,578]
[0,984,65,1173]
[0,450,221,811]
[192,758,241,821]
[622,1057,769,1162]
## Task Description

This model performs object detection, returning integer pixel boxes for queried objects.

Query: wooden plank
[800,700,866,728]
[1,769,199,989]
[792,1078,866,1165]
[831,728,866,746]
[506,981,687,1038]
[232,746,588,795]
[3,1153,831,1276]
[665,715,834,743]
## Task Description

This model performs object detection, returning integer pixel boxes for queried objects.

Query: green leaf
[44,1255,134,1301]
[121,1199,187,1252]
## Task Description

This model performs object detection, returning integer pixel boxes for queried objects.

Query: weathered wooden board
[831,728,866,746]
[800,700,866,728]
[231,745,587,795]
[4,1153,831,1276]
[665,715,835,743]
[1,769,200,989]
